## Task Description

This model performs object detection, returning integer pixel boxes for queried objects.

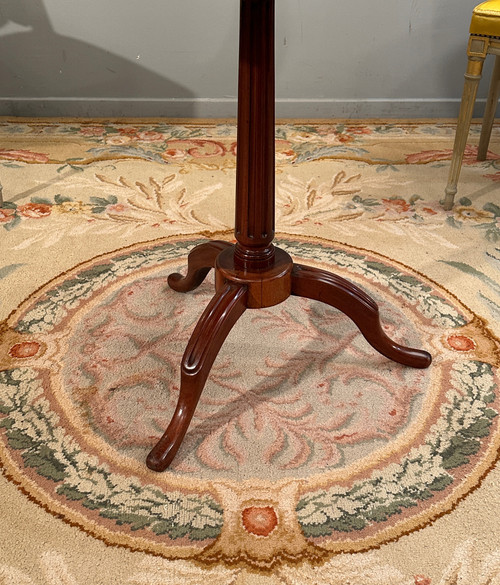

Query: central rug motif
[0,235,499,568]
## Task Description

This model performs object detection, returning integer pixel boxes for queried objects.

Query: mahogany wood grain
[215,246,292,308]
[233,0,276,269]
[146,282,248,472]
[168,240,232,292]
[145,0,432,471]
[291,264,432,369]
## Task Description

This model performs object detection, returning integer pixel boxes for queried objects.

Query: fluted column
[234,0,276,269]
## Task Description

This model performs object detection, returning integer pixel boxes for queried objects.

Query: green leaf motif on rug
[15,242,193,334]
[23,445,68,482]
[0,368,224,541]
[297,361,497,537]
[0,264,25,280]
[294,145,369,165]
[279,239,467,327]
[442,260,500,299]
[54,194,74,204]
[4,428,36,449]
[483,202,500,217]
[3,215,21,231]
[89,195,118,214]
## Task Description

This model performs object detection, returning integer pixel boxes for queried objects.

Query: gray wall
[0,0,493,118]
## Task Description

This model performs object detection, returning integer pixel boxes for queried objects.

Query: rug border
[1,231,500,566]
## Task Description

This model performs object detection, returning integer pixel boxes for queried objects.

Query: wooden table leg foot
[291,263,432,369]
[147,282,248,471]
[168,240,233,293]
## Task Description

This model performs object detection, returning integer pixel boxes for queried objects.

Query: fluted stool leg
[477,54,500,161]
[444,56,484,210]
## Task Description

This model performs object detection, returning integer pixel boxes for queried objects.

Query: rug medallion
[0,234,499,569]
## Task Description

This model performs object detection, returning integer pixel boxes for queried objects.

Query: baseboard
[0,97,490,119]
[275,98,489,120]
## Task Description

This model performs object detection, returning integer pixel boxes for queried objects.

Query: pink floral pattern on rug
[62,271,427,478]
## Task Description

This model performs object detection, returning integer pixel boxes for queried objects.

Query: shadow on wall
[0,0,195,117]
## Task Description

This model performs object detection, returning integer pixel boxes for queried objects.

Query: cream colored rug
[0,119,499,584]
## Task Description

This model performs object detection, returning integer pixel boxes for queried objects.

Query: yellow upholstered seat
[444,1,500,209]
[471,1,500,37]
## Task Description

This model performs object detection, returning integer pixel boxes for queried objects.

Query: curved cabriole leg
[291,264,432,369]
[146,282,248,471]
[168,240,233,292]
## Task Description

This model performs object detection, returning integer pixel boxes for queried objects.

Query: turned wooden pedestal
[146,0,432,472]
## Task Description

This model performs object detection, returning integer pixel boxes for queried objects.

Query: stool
[444,0,500,210]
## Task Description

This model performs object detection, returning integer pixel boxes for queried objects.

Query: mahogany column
[146,0,432,472]
[234,0,275,269]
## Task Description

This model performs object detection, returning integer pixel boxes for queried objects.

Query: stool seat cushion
[471,1,500,37]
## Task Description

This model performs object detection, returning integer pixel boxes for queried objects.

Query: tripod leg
[168,240,233,292]
[291,264,431,369]
[147,282,248,471]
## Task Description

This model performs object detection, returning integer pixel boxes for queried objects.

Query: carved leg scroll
[168,240,233,293]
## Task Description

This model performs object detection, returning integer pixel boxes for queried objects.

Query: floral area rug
[0,118,499,584]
